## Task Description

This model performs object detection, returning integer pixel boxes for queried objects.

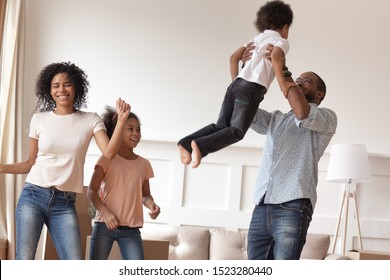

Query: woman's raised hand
[115,98,131,122]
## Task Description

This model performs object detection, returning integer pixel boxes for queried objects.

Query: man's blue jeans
[90,222,144,260]
[16,183,82,260]
[178,78,266,157]
[247,198,313,260]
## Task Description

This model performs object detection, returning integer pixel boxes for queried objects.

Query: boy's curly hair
[35,62,89,112]
[101,106,140,139]
[255,0,293,32]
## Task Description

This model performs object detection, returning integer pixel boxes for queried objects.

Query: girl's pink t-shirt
[94,155,154,228]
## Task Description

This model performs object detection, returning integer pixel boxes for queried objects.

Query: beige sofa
[102,223,349,260]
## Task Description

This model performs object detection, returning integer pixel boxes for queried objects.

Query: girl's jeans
[247,198,313,260]
[16,182,82,260]
[90,222,144,260]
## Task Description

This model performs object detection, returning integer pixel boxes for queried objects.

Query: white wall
[22,0,390,254]
[23,0,390,155]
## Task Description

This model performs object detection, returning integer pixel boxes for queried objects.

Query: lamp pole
[331,179,363,255]
[326,143,370,256]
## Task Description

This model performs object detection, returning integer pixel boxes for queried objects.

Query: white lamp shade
[326,144,371,183]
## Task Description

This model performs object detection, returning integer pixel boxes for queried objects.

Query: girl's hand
[115,98,131,122]
[148,204,161,220]
[101,208,119,230]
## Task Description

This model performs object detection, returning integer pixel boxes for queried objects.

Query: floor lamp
[326,144,371,255]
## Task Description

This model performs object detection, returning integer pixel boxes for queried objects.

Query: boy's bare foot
[191,140,202,168]
[179,144,191,164]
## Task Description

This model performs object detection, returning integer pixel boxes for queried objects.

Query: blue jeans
[90,222,144,260]
[16,182,82,260]
[178,78,266,157]
[247,198,313,260]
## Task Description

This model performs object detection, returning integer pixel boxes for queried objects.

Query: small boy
[178,0,295,168]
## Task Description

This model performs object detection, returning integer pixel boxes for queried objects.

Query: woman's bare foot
[191,140,202,168]
[179,144,191,164]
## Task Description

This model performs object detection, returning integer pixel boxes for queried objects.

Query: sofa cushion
[209,228,247,260]
[300,233,330,260]
[140,223,331,260]
[141,223,210,260]
[210,229,330,260]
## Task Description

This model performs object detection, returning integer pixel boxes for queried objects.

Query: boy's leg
[178,122,225,167]
[186,82,237,165]
[191,140,202,168]
[194,80,265,157]
[177,80,239,166]
[178,124,220,166]
[229,81,265,135]
[178,143,192,164]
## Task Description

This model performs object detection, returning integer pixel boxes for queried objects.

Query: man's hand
[242,41,255,64]
[263,44,274,61]
[265,44,288,71]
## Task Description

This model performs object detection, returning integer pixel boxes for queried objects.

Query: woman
[0,62,130,259]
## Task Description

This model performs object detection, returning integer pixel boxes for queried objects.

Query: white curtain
[0,0,24,260]
[0,0,6,49]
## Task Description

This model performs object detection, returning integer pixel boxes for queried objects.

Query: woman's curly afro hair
[35,62,90,112]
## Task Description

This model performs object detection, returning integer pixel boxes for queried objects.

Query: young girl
[87,107,160,260]
[0,62,130,259]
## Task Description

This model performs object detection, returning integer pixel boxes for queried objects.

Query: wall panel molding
[85,139,390,253]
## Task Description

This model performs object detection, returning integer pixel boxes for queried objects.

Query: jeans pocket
[25,183,47,200]
[280,199,313,215]
[280,200,303,212]
[303,201,313,216]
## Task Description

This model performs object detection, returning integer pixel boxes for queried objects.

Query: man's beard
[305,92,315,103]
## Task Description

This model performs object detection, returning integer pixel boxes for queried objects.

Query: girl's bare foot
[191,140,202,168]
[179,144,191,164]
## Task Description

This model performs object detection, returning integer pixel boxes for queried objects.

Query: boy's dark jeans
[178,78,266,157]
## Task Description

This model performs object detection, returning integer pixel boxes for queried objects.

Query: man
[244,45,337,259]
